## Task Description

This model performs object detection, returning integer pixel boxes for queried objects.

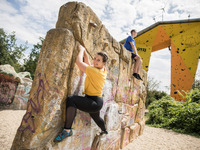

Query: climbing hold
[89,21,97,27]
[111,59,117,65]
[104,41,109,47]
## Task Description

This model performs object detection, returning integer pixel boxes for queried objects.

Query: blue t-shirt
[124,36,135,52]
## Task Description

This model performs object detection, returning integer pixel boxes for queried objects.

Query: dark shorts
[131,53,137,59]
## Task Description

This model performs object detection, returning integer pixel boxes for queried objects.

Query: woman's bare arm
[84,50,91,66]
[76,45,88,73]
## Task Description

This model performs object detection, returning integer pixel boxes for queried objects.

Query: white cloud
[0,0,17,14]
[0,0,199,93]
[0,0,67,44]
[148,48,171,94]
[1,0,199,43]
[195,60,200,81]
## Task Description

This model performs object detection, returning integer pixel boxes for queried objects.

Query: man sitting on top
[124,29,143,81]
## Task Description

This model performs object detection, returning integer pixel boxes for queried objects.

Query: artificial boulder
[12,2,147,150]
[0,64,32,110]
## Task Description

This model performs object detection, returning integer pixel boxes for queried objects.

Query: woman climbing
[54,44,108,142]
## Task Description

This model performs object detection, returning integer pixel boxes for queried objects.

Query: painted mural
[0,64,32,110]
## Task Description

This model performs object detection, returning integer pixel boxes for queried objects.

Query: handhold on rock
[111,59,117,65]
[89,21,97,27]
[104,41,109,47]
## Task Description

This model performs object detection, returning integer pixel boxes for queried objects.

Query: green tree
[192,79,200,90]
[147,76,161,91]
[146,76,168,107]
[0,28,28,72]
[23,37,43,79]
[192,73,200,90]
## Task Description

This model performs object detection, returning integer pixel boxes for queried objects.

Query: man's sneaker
[133,73,143,81]
[133,73,138,79]
[137,74,143,81]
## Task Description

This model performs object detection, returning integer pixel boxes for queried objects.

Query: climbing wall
[11,2,147,150]
[121,19,200,101]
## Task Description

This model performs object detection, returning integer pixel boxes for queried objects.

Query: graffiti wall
[0,74,18,105]
[11,2,147,150]
[0,64,32,110]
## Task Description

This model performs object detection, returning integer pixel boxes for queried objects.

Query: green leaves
[0,28,28,72]
[0,28,43,79]
[147,94,200,136]
[23,37,43,79]
[146,76,168,108]
[178,89,200,104]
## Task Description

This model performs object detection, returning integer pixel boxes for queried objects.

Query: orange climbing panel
[121,18,200,101]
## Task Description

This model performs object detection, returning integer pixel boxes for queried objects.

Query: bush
[146,90,168,108]
[187,89,200,103]
[146,95,200,136]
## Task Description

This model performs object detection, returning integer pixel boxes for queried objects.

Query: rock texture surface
[11,2,147,150]
[0,64,32,110]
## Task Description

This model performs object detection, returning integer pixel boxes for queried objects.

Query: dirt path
[0,110,200,150]
[123,126,200,150]
[0,110,26,150]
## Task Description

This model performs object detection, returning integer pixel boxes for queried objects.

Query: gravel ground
[0,110,200,150]
[0,110,26,150]
[123,126,200,150]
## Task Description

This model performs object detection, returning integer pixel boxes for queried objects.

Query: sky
[0,0,200,94]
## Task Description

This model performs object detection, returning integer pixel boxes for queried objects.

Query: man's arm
[76,45,88,73]
[130,42,138,55]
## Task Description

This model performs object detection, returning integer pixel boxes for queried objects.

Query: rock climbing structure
[121,18,200,101]
[0,64,32,110]
[11,2,147,150]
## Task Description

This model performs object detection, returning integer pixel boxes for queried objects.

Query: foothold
[182,49,186,51]
[174,92,177,94]
[111,59,117,65]
[89,21,97,27]
[104,41,109,47]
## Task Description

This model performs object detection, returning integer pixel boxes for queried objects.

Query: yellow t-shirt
[83,66,107,97]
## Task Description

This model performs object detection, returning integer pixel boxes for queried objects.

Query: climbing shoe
[137,74,143,81]
[100,130,108,135]
[133,73,139,79]
[133,73,143,81]
[54,129,73,143]
[131,53,137,59]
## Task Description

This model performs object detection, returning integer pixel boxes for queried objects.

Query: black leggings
[65,95,106,131]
